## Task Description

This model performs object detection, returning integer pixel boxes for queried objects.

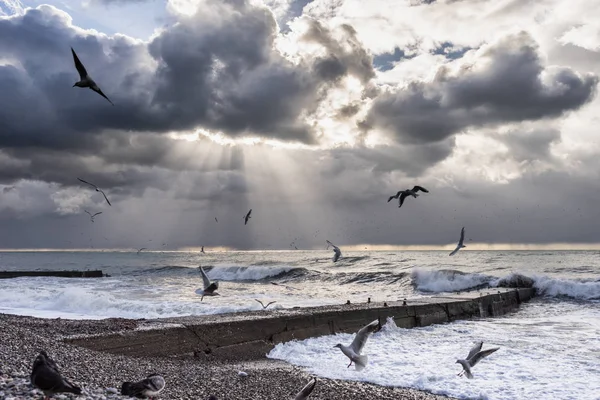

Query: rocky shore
[0,313,451,399]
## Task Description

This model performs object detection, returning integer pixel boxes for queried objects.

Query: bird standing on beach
[121,373,165,399]
[71,47,114,105]
[387,185,429,208]
[84,210,102,223]
[326,240,342,262]
[196,265,219,301]
[333,319,379,371]
[456,342,499,379]
[449,227,466,256]
[244,209,252,225]
[77,178,112,206]
[31,351,82,400]
[294,377,317,400]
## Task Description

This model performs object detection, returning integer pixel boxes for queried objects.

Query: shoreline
[0,313,453,399]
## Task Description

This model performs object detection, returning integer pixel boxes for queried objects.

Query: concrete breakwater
[67,287,535,361]
[0,270,105,279]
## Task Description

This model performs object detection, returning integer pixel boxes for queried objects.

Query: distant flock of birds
[31,349,317,400]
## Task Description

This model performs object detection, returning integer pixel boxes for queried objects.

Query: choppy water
[1,250,599,399]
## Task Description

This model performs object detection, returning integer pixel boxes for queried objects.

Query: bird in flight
[255,299,276,309]
[244,209,252,225]
[215,217,218,223]
[196,265,219,301]
[326,240,342,262]
[456,341,499,378]
[334,319,379,370]
[84,210,102,223]
[137,247,146,255]
[201,246,205,254]
[77,178,112,206]
[388,185,429,208]
[294,377,317,400]
[71,48,114,105]
[449,227,466,256]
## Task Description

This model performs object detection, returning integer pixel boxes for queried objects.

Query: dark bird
[244,209,252,225]
[71,47,114,105]
[294,377,317,400]
[333,319,379,370]
[215,217,218,223]
[449,227,466,256]
[456,342,499,378]
[387,185,429,208]
[121,373,165,399]
[77,178,112,206]
[255,299,276,309]
[137,247,146,255]
[84,210,102,223]
[31,351,82,400]
[326,240,342,262]
[201,246,205,254]
[196,265,219,300]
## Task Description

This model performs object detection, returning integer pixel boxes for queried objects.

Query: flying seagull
[137,247,146,255]
[388,185,429,208]
[215,217,218,223]
[449,227,466,256]
[71,47,114,105]
[244,209,252,225]
[201,246,205,254]
[294,377,317,400]
[196,265,219,301]
[456,342,499,379]
[326,240,342,262]
[121,373,165,399]
[255,299,276,309]
[31,351,82,400]
[84,210,102,223]
[333,319,379,371]
[77,178,112,206]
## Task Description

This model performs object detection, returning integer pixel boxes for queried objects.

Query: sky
[0,0,599,250]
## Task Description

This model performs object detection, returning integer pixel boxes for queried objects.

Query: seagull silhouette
[449,227,466,256]
[77,178,111,206]
[388,185,429,208]
[71,47,114,105]
[196,265,219,301]
[84,210,102,223]
[201,246,205,254]
[137,247,146,255]
[255,299,276,309]
[456,342,499,378]
[326,240,342,262]
[244,209,252,225]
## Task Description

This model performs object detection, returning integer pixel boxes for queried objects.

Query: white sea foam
[412,268,492,292]
[268,303,600,400]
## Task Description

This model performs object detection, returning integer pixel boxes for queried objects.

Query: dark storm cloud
[365,31,598,145]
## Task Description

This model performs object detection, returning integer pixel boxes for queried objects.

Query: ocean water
[1,250,599,399]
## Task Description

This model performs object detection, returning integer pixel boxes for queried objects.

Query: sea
[1,250,599,400]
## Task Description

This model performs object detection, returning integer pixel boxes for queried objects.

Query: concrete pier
[67,287,535,361]
[0,270,105,279]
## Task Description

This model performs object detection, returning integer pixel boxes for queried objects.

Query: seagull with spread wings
[387,185,429,208]
[333,319,379,371]
[71,47,114,105]
[77,178,112,206]
[244,209,252,225]
[326,240,342,262]
[196,265,219,301]
[449,227,466,256]
[84,210,102,223]
[456,341,499,378]
[255,299,276,309]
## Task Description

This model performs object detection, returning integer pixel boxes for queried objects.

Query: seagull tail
[354,355,368,371]
[464,370,474,379]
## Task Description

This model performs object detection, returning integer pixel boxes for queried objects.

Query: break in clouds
[0,0,599,249]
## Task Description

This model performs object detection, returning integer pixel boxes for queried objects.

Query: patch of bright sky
[18,0,167,39]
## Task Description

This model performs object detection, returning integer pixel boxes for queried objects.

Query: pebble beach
[0,313,451,400]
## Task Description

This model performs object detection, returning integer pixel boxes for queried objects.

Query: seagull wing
[266,301,276,308]
[469,347,499,366]
[412,185,429,193]
[399,192,408,207]
[91,86,114,105]
[466,341,483,360]
[98,189,112,206]
[255,299,265,308]
[458,227,465,246]
[71,48,88,79]
[449,246,460,256]
[84,210,91,216]
[294,378,317,400]
[350,319,379,354]
[77,178,98,189]
[199,266,212,290]
[92,212,102,217]
[333,248,341,262]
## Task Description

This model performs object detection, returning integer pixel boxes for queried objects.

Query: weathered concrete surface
[66,288,535,361]
[0,270,104,279]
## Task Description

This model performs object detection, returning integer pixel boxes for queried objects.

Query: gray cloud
[365,31,598,145]
[493,128,561,164]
